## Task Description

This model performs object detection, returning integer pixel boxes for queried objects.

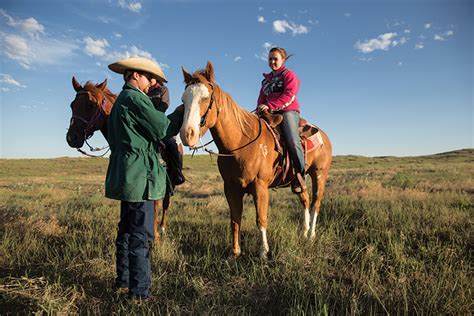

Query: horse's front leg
[224,182,244,257]
[252,180,270,259]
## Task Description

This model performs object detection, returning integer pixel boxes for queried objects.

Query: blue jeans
[115,200,155,298]
[281,111,305,174]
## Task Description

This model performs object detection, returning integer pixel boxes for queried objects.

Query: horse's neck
[100,91,116,142]
[210,91,260,153]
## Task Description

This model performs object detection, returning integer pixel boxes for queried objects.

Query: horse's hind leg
[153,200,162,242]
[307,167,329,239]
[160,195,170,237]
[295,185,311,238]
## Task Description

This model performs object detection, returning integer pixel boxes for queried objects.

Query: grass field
[0,149,472,314]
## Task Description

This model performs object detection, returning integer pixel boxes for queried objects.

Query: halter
[71,90,110,157]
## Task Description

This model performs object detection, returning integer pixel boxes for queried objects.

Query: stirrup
[291,173,307,194]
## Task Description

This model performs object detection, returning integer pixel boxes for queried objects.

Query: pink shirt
[257,65,301,113]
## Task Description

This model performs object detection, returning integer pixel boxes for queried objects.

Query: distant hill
[426,148,474,158]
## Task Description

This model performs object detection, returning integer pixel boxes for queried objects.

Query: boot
[261,109,283,128]
[291,172,307,194]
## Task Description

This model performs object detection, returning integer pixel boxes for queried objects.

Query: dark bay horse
[66,77,180,241]
[180,62,332,258]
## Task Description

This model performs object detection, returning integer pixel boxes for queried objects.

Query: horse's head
[180,61,219,147]
[66,77,111,148]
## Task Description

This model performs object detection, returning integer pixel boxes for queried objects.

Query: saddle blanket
[299,123,324,153]
[304,130,324,153]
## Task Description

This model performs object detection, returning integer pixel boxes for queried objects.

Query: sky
[0,0,472,158]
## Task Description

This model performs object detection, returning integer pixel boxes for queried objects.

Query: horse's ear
[205,61,215,83]
[96,79,107,91]
[182,67,193,84]
[72,77,82,92]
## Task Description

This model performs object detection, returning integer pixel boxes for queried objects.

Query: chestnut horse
[180,62,332,258]
[66,77,180,241]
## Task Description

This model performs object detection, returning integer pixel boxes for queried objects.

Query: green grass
[0,149,473,314]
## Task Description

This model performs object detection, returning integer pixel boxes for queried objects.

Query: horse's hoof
[303,230,309,239]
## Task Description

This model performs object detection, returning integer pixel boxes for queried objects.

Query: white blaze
[180,83,210,146]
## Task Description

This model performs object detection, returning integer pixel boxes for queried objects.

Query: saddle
[260,114,324,189]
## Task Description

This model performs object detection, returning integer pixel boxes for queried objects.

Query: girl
[257,47,306,193]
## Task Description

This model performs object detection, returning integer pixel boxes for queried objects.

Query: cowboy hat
[108,56,167,83]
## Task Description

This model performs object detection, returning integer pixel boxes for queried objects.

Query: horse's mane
[84,81,117,100]
[190,70,258,139]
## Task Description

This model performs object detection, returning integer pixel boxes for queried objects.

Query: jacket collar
[123,82,148,96]
[263,65,287,80]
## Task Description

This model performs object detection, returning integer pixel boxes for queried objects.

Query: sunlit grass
[0,149,473,313]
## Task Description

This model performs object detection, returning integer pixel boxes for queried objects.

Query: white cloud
[273,19,309,36]
[399,37,407,45]
[103,45,158,65]
[114,33,122,38]
[0,73,26,88]
[159,62,169,69]
[84,37,109,56]
[434,30,453,41]
[258,6,264,11]
[0,9,44,37]
[129,2,142,12]
[117,0,142,13]
[404,29,411,34]
[358,56,373,62]
[0,33,79,69]
[98,16,115,24]
[255,42,273,61]
[2,34,32,68]
[257,16,266,23]
[0,9,78,69]
[1,87,9,92]
[344,12,351,18]
[415,42,424,50]
[234,56,242,62]
[424,23,431,29]
[397,61,403,67]
[354,32,398,54]
[308,19,318,25]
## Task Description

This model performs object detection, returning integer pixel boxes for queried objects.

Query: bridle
[199,82,216,128]
[186,82,262,157]
[70,90,110,157]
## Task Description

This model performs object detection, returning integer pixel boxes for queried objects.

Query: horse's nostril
[186,128,195,141]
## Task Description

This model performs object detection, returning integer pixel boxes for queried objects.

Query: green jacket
[105,83,183,202]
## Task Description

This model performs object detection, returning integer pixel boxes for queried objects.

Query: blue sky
[0,0,472,158]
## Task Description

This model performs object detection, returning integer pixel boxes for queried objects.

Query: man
[147,78,185,186]
[105,57,183,300]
